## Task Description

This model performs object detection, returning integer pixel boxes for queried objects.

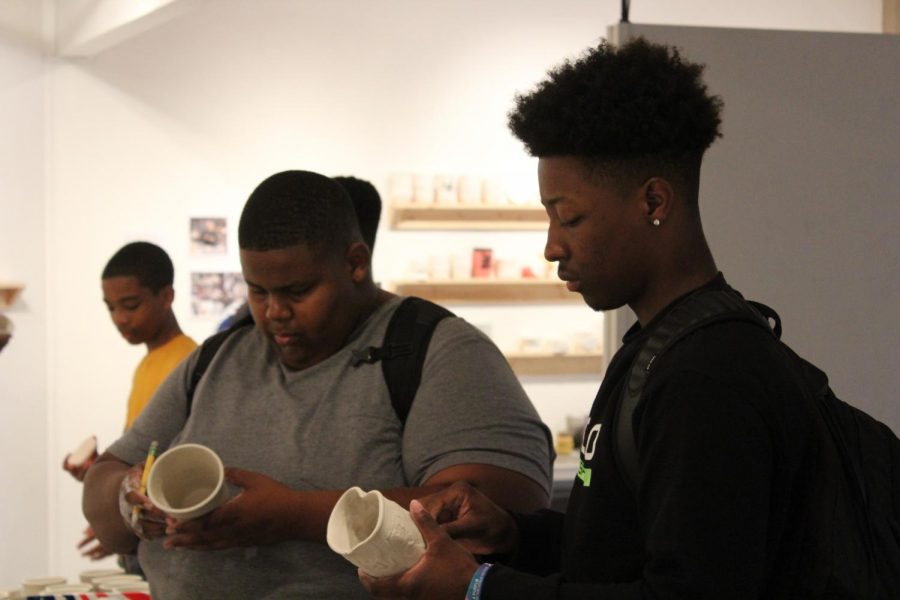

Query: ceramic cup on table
[147,443,229,521]
[20,576,66,596]
[79,567,125,584]
[91,574,145,592]
[43,583,93,594]
[326,486,425,578]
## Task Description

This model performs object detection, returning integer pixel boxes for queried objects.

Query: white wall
[0,0,48,588]
[0,0,884,587]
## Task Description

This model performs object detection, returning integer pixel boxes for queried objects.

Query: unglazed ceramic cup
[78,567,125,584]
[326,486,425,578]
[147,443,229,521]
[43,583,93,593]
[66,435,98,470]
[21,577,66,596]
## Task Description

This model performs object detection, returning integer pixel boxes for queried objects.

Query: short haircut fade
[102,241,174,293]
[238,170,361,254]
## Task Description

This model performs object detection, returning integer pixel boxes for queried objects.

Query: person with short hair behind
[333,175,382,252]
[83,170,553,598]
[361,37,849,600]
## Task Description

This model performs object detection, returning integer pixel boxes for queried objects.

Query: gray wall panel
[606,24,900,432]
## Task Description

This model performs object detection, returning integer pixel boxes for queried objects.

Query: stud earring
[652,218,661,227]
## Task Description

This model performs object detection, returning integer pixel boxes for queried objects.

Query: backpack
[612,287,900,599]
[186,296,454,427]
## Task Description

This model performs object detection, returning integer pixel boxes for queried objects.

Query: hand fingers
[223,467,253,488]
[416,480,475,521]
[165,515,207,535]
[81,543,109,559]
[123,489,149,506]
[440,513,484,539]
[409,499,447,546]
[138,517,167,540]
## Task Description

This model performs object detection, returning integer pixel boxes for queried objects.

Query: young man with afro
[362,37,846,600]
[83,170,553,598]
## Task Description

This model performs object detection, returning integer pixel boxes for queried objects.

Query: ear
[159,285,175,310]
[345,241,371,283]
[640,177,674,225]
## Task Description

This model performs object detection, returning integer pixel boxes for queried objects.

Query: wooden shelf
[506,353,604,376]
[391,203,547,230]
[392,279,579,303]
[0,283,24,309]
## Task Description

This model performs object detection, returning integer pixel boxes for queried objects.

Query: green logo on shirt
[577,460,591,487]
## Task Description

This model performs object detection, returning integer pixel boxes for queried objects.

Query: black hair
[333,176,382,251]
[508,38,723,199]
[102,241,174,293]
[238,170,361,254]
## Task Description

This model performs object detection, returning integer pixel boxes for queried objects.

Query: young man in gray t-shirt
[83,170,553,599]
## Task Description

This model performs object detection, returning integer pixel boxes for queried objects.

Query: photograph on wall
[191,272,247,318]
[190,217,228,255]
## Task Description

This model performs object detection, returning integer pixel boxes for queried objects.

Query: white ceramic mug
[66,435,98,470]
[21,577,66,596]
[326,487,425,578]
[43,583,93,593]
[78,568,125,584]
[147,443,229,521]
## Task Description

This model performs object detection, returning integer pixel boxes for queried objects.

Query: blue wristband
[466,562,493,600]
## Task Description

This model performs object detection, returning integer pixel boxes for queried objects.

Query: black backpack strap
[186,312,255,417]
[351,297,454,427]
[614,288,779,495]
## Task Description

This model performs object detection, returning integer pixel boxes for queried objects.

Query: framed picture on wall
[190,217,228,255]
[191,272,247,317]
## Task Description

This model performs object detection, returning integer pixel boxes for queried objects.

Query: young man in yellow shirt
[65,241,197,565]
[101,242,198,429]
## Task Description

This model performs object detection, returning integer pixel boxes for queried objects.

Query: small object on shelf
[471,248,493,278]
[0,282,24,309]
[450,255,470,280]
[518,337,543,354]
[413,174,434,204]
[458,176,482,204]
[434,175,458,205]
[427,256,451,280]
[555,432,576,455]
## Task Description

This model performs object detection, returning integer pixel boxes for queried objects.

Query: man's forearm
[82,456,138,554]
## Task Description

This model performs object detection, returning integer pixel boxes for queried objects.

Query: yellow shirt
[125,333,198,429]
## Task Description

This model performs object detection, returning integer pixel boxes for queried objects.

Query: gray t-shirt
[110,296,553,599]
